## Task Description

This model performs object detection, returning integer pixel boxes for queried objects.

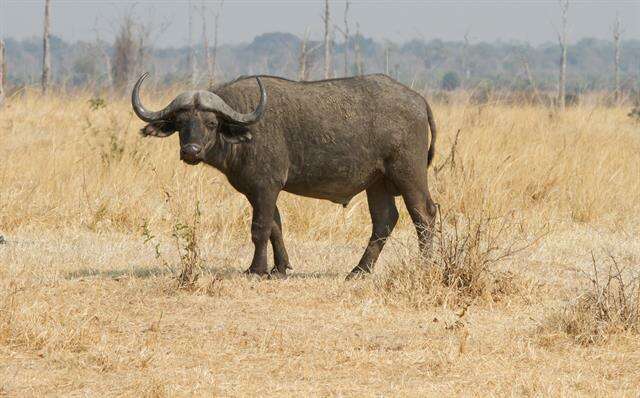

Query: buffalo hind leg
[401,186,436,259]
[347,180,399,279]
[270,206,291,275]
[246,190,279,276]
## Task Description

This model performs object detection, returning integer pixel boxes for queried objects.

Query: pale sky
[1,1,638,47]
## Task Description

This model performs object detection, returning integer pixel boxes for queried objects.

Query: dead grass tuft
[543,252,640,345]
[376,207,541,309]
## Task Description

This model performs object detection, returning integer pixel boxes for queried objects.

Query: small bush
[544,252,640,345]
[377,207,540,309]
[441,71,461,91]
[142,196,204,291]
[173,203,203,289]
[469,81,494,105]
[88,97,106,110]
[83,113,127,165]
[628,106,640,123]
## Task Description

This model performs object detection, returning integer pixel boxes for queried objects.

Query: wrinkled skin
[138,74,437,278]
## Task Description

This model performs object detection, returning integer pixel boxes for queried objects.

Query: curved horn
[131,72,179,122]
[198,77,266,126]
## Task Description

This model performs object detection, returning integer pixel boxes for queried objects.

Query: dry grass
[543,252,640,345]
[1,88,639,396]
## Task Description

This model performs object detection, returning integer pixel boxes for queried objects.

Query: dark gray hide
[132,74,437,277]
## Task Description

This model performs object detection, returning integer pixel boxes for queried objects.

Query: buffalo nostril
[181,144,202,157]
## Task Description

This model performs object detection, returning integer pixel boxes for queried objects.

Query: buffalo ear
[140,121,177,137]
[220,123,253,144]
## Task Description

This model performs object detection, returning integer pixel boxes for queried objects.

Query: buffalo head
[131,73,266,165]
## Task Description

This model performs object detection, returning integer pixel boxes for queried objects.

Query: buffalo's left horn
[198,77,266,126]
[131,72,178,122]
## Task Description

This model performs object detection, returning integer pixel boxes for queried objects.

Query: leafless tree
[521,56,545,106]
[298,27,311,81]
[199,1,223,88]
[112,15,137,92]
[385,45,390,75]
[556,0,569,110]
[298,27,322,81]
[210,1,224,87]
[93,23,113,89]
[188,0,197,85]
[323,0,332,79]
[108,7,168,93]
[636,55,640,105]
[343,1,350,77]
[354,22,363,76]
[612,13,623,103]
[135,28,147,81]
[462,29,473,87]
[0,39,5,106]
[200,2,212,87]
[42,0,52,94]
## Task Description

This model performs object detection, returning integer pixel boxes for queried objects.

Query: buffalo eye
[205,120,217,129]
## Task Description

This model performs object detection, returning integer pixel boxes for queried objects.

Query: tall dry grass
[1,88,639,395]
[1,89,638,237]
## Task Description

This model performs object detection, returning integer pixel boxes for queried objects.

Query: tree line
[0,1,638,106]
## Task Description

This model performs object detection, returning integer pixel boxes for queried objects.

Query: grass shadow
[283,271,345,280]
[63,264,345,281]
[64,266,171,280]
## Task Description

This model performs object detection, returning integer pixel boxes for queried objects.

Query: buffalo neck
[204,135,241,175]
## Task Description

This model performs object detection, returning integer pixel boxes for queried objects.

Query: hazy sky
[1,1,638,47]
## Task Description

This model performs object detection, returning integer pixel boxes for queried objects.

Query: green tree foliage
[441,71,460,91]
[2,35,639,93]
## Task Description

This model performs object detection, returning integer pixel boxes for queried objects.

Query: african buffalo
[131,73,437,278]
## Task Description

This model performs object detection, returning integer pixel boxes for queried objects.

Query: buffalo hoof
[345,269,370,281]
[243,268,270,278]
[268,271,287,280]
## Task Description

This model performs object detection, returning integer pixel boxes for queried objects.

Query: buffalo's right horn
[197,77,267,126]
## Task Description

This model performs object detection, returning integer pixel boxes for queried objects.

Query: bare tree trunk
[612,13,623,103]
[42,0,52,94]
[462,30,472,88]
[343,0,350,77]
[522,57,545,106]
[136,34,146,82]
[385,46,389,75]
[299,27,310,81]
[557,0,569,111]
[298,28,322,81]
[200,2,212,87]
[188,0,197,85]
[637,55,640,105]
[112,16,136,93]
[211,1,223,86]
[354,23,363,76]
[0,39,5,106]
[93,27,113,89]
[323,0,332,79]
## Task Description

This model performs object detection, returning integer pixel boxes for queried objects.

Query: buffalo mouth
[181,157,202,165]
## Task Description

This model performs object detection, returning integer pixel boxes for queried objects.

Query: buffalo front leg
[347,180,399,279]
[270,206,291,275]
[246,190,279,276]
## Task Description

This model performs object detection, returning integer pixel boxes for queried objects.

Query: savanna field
[1,89,639,396]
